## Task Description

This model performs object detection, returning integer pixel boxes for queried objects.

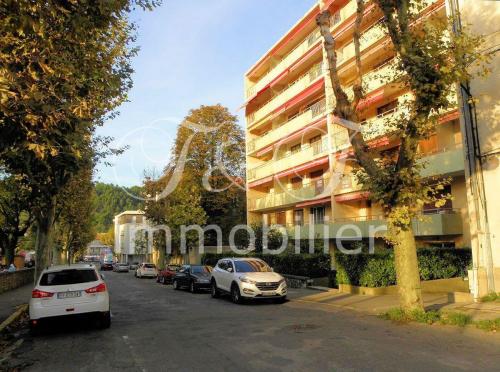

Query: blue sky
[95,0,315,186]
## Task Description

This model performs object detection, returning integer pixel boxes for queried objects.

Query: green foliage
[93,183,143,233]
[480,293,500,303]
[336,248,472,287]
[381,308,470,327]
[201,252,331,278]
[475,318,500,332]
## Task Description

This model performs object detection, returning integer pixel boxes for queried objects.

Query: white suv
[29,264,110,332]
[135,263,158,278]
[210,258,287,303]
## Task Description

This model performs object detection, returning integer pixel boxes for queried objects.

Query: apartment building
[244,0,471,250]
[114,210,153,263]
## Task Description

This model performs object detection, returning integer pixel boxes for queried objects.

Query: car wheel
[190,281,197,293]
[231,283,243,304]
[173,279,179,290]
[211,280,219,298]
[99,311,111,329]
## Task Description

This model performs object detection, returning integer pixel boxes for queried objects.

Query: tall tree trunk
[34,197,56,282]
[389,219,424,311]
[4,236,16,266]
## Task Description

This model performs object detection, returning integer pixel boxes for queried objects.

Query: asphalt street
[18,271,500,371]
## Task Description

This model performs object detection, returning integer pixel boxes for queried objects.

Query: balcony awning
[356,87,385,111]
[248,176,273,189]
[296,196,331,208]
[438,109,459,124]
[255,144,274,157]
[274,155,329,179]
[335,191,370,203]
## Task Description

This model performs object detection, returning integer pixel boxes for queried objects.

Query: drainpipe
[448,0,495,299]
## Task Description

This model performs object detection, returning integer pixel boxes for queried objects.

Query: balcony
[247,29,322,99]
[286,209,463,239]
[337,21,386,68]
[247,63,323,127]
[419,146,464,177]
[247,99,326,155]
[345,59,397,101]
[247,138,328,181]
[248,180,329,212]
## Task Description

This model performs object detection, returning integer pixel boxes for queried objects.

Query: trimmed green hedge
[201,252,331,278]
[336,248,472,288]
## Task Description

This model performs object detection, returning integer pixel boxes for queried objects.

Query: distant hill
[93,183,144,233]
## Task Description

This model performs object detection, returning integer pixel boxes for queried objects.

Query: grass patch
[439,312,472,327]
[475,318,500,332]
[480,292,499,303]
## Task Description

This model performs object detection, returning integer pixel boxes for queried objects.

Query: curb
[306,286,337,293]
[0,304,28,333]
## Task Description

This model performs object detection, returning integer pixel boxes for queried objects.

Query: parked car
[113,263,129,273]
[173,265,213,293]
[100,261,113,271]
[29,264,110,333]
[156,265,181,284]
[135,263,157,278]
[129,262,139,270]
[210,258,287,304]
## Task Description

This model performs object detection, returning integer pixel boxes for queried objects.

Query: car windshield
[234,260,271,273]
[167,266,180,271]
[40,269,98,286]
[191,266,212,273]
[144,264,156,269]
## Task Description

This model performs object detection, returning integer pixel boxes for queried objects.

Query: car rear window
[39,269,98,286]
[144,264,156,268]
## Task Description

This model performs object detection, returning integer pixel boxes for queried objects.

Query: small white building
[114,210,152,264]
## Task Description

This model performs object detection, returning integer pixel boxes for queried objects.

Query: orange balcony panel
[296,196,331,208]
[289,44,322,73]
[274,155,329,179]
[335,191,370,202]
[274,116,327,148]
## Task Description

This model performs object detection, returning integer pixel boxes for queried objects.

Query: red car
[156,265,181,284]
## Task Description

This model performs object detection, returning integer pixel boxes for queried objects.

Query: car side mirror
[227,267,233,273]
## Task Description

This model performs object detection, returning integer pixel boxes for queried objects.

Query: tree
[0,1,159,279]
[53,166,95,264]
[93,183,144,233]
[317,0,487,310]
[172,105,246,243]
[96,226,115,249]
[0,174,33,264]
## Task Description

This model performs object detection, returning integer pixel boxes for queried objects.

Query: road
[19,271,500,371]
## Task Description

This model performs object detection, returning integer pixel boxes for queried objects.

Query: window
[276,211,286,226]
[310,206,325,225]
[377,100,398,116]
[331,11,341,26]
[291,177,302,190]
[294,210,304,226]
[290,143,301,154]
[234,260,272,273]
[40,269,98,286]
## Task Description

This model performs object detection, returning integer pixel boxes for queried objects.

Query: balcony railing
[247,63,323,127]
[249,177,330,211]
[247,138,328,181]
[247,99,326,154]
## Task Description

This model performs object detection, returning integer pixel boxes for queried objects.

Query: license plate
[57,291,81,299]
[262,291,275,296]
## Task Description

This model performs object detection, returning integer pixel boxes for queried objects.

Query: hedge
[336,248,472,288]
[201,252,331,278]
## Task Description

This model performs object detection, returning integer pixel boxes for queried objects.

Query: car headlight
[240,277,256,284]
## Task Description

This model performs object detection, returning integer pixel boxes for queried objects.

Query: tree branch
[352,0,366,110]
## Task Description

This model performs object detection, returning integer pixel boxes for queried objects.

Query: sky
[95,0,315,187]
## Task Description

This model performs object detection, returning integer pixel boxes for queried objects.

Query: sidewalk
[0,284,32,323]
[288,288,500,321]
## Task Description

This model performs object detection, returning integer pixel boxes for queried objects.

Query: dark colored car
[156,265,181,284]
[173,265,213,293]
[100,262,113,271]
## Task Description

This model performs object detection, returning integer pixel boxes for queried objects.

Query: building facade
[114,211,153,264]
[452,0,499,297]
[85,240,112,262]
[244,0,472,252]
